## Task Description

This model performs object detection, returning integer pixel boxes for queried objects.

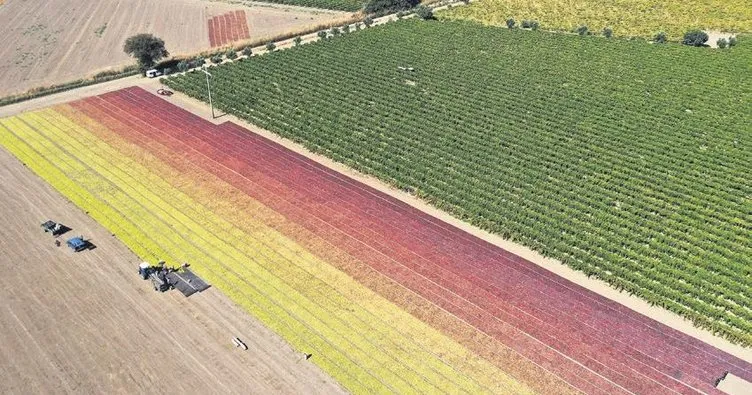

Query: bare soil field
[0,146,344,394]
[0,0,347,97]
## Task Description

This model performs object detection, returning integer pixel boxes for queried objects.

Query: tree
[576,25,588,36]
[265,42,276,52]
[654,32,668,43]
[506,18,516,29]
[226,49,237,60]
[415,5,434,20]
[717,38,728,49]
[294,37,303,46]
[728,36,737,47]
[682,30,708,47]
[603,27,613,38]
[123,34,169,72]
[242,46,253,56]
[364,0,419,15]
[177,60,189,72]
[363,16,374,27]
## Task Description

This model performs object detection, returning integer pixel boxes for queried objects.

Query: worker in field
[55,239,61,247]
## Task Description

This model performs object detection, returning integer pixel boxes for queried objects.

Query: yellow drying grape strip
[443,0,752,40]
[2,114,383,394]
[27,108,505,394]
[0,119,164,264]
[53,104,534,394]
[44,107,532,394]
[33,110,442,393]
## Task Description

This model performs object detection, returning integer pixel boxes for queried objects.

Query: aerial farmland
[0,0,750,394]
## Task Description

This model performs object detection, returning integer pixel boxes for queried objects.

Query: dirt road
[0,147,344,394]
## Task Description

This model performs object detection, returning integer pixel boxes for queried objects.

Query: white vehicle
[146,69,162,78]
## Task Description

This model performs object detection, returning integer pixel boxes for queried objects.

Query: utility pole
[202,67,215,119]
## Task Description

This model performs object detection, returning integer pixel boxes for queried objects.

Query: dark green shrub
[210,54,222,64]
[364,16,374,27]
[265,42,276,52]
[576,25,588,35]
[415,5,434,20]
[318,30,328,39]
[682,30,708,46]
[177,60,189,72]
[293,37,303,46]
[717,38,728,49]
[506,18,515,29]
[728,36,737,47]
[603,27,613,38]
[226,49,237,60]
[654,32,668,43]
[242,46,253,56]
[364,0,419,15]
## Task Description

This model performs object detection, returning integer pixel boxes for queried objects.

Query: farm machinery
[66,236,91,252]
[41,220,69,236]
[138,261,210,296]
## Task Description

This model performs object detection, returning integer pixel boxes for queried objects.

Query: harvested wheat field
[0,0,347,97]
[0,146,344,394]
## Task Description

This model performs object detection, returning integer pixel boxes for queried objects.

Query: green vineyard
[166,20,752,344]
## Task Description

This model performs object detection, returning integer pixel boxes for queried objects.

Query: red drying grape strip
[216,15,226,47]
[226,12,238,43]
[78,87,748,395]
[236,10,250,39]
[63,101,580,395]
[208,18,217,48]
[73,92,616,394]
[129,84,752,383]
[110,88,740,394]
[98,91,648,392]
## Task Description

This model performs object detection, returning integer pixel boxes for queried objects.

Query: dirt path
[0,146,345,394]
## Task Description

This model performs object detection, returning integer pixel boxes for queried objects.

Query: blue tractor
[66,236,89,252]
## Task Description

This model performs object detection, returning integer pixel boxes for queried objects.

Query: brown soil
[0,0,347,97]
[0,146,345,394]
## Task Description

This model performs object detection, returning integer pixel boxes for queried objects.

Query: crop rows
[60,98,571,394]
[208,10,250,48]
[2,83,750,393]
[0,97,535,393]
[101,87,750,394]
[442,0,752,40]
[165,20,752,346]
